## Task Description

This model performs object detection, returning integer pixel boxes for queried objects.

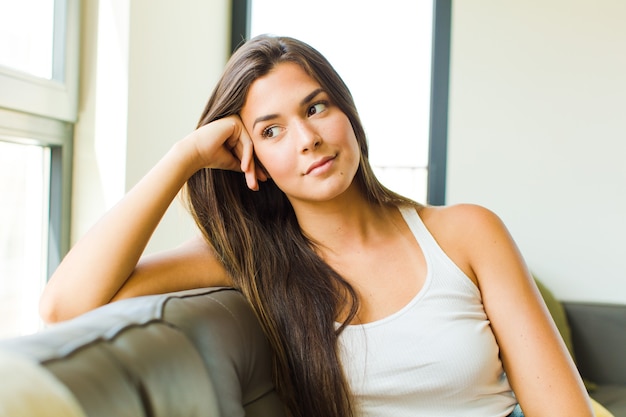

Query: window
[234,0,451,204]
[0,141,49,337]
[0,0,55,79]
[0,0,78,338]
[0,0,79,121]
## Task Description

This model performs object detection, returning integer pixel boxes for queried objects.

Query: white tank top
[337,206,518,417]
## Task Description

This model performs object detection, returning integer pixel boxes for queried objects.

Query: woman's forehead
[241,62,322,119]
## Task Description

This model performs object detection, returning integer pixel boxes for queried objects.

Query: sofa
[0,286,624,416]
[0,287,286,417]
[533,278,626,417]
[563,302,626,416]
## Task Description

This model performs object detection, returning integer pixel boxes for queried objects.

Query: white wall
[447,1,626,303]
[72,0,230,254]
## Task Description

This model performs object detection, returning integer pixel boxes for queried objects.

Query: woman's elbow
[39,289,63,324]
[38,281,95,324]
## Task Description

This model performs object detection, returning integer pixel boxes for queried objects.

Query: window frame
[231,0,451,205]
[0,0,79,123]
[427,0,452,205]
[0,109,73,280]
[0,0,79,278]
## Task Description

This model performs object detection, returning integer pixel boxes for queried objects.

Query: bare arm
[424,204,593,416]
[110,234,232,302]
[40,116,262,323]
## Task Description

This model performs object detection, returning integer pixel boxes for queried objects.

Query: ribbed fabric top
[337,206,517,417]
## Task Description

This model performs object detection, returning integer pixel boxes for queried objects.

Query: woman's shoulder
[418,203,504,234]
[414,203,509,284]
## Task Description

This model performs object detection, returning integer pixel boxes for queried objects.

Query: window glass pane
[0,0,55,79]
[0,141,49,338]
[250,0,433,202]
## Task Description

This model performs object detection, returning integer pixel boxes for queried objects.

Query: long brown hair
[184,35,417,417]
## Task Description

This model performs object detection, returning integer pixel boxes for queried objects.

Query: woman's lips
[306,155,336,175]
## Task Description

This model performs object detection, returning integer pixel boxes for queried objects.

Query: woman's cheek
[254,148,280,180]
[256,142,294,179]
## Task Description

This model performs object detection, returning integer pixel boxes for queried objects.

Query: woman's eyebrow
[300,88,325,106]
[253,113,279,129]
[252,88,326,129]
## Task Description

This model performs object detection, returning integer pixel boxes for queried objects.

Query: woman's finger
[234,119,260,191]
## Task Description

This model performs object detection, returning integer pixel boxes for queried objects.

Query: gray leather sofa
[0,287,623,416]
[564,302,626,417]
[0,287,286,417]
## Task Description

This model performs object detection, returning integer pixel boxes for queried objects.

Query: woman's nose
[295,121,322,152]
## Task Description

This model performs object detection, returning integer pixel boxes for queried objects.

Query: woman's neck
[292,192,397,258]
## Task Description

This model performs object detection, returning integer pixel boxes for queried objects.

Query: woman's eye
[261,126,282,138]
[307,102,327,117]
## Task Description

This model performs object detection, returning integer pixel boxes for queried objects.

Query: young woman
[40,35,593,417]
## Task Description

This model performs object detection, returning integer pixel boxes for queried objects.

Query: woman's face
[240,62,360,206]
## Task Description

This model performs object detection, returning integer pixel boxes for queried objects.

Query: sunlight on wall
[94,0,129,208]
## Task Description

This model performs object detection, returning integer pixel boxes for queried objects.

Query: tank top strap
[398,205,479,296]
[398,205,439,251]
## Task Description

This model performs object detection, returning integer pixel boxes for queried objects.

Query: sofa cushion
[0,287,287,417]
[0,350,86,417]
[2,295,221,417]
[592,397,617,417]
[161,289,285,416]
[591,386,626,417]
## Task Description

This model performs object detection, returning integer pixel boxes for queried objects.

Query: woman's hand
[184,115,267,191]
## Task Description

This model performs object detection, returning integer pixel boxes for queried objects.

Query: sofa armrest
[563,302,626,385]
[0,287,286,417]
